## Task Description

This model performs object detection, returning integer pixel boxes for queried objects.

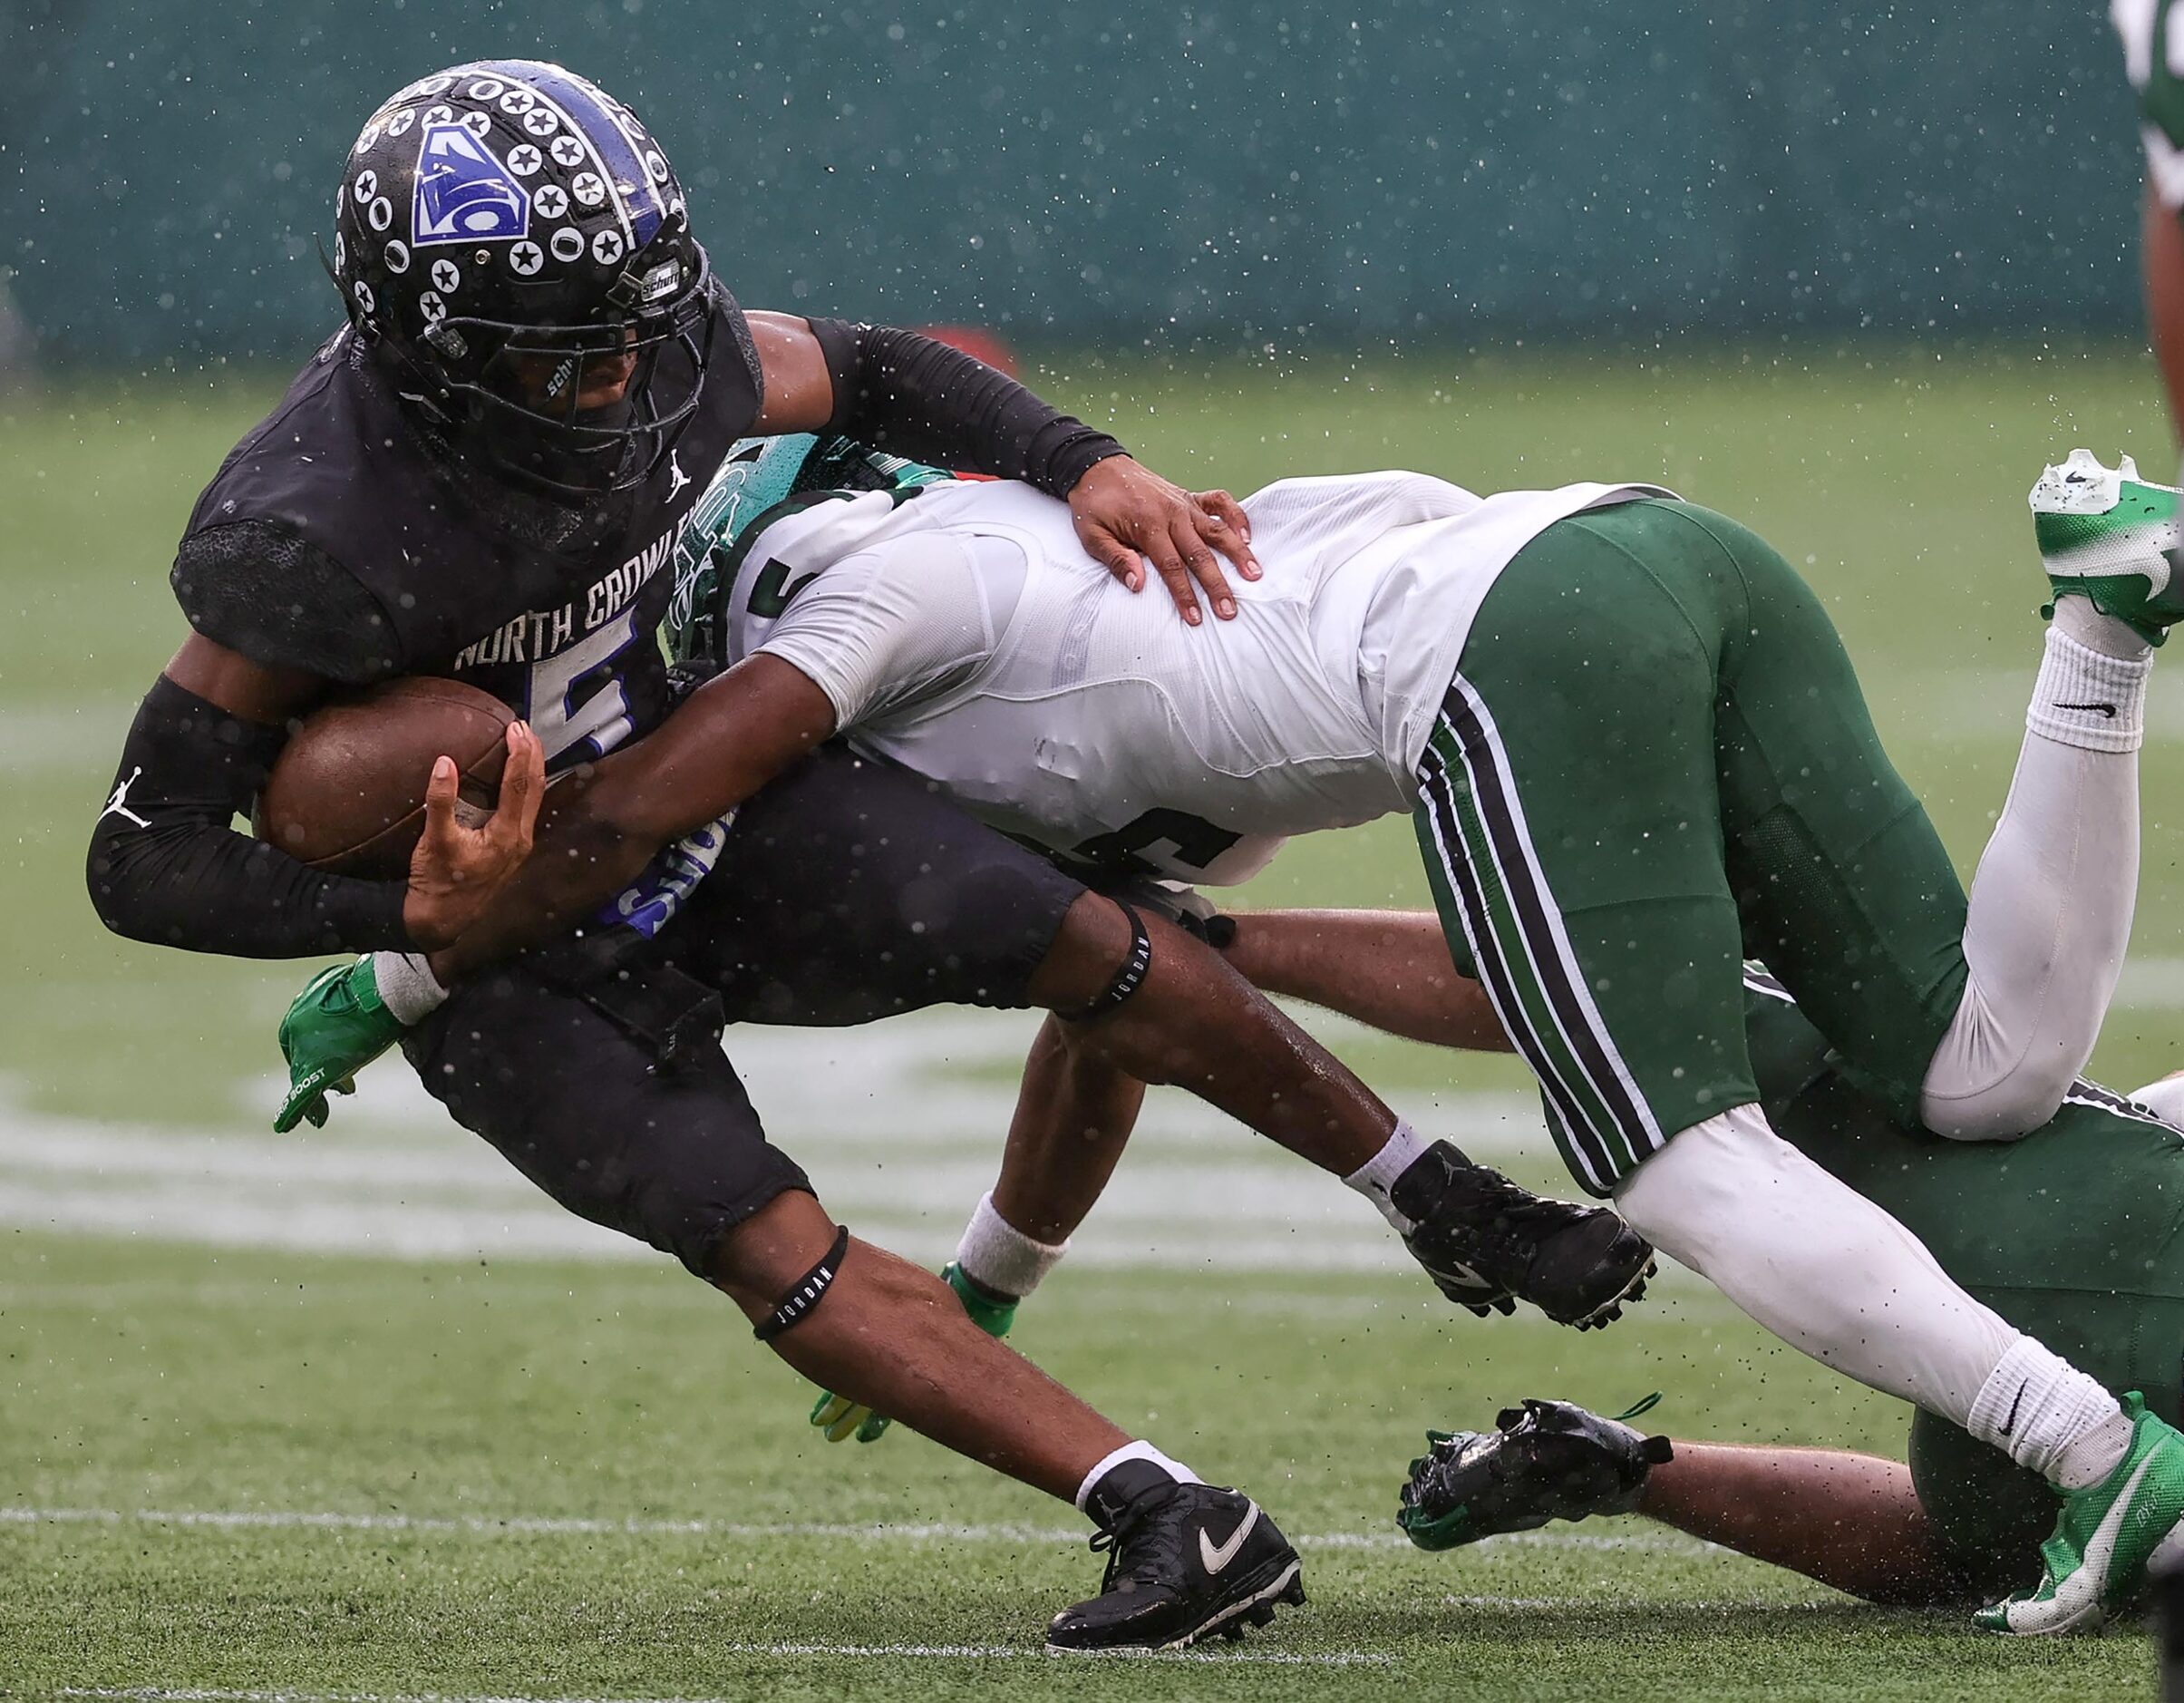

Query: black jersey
[172,291,763,769]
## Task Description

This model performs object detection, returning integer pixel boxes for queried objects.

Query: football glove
[807,1262,1018,1444]
[275,959,405,1133]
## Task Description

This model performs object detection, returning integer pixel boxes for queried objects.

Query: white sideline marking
[0,1503,1719,1557]
[1441,1594,1832,1611]
[0,1004,1558,1272]
[41,1645,1401,1689]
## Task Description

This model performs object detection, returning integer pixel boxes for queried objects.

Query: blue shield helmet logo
[412,122,530,244]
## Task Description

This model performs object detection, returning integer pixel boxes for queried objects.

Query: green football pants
[1412,498,1969,1193]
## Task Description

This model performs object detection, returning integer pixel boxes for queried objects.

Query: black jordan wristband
[752,1224,853,1341]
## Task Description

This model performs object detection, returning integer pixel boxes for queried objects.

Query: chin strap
[753,1223,853,1342]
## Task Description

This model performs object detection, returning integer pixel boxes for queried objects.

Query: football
[252,676,514,879]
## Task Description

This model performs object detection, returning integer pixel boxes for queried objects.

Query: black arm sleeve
[86,676,413,959]
[805,320,1129,498]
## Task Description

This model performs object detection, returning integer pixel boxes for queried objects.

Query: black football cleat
[1398,1395,1674,1552]
[1046,1466,1306,1654]
[1391,1141,1656,1328]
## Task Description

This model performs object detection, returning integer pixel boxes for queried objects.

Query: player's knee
[706,1187,840,1312]
[1919,1069,2069,1143]
[1036,893,1156,1022]
[1920,983,2082,1141]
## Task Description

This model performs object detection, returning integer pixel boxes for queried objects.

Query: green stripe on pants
[1416,721,1643,1191]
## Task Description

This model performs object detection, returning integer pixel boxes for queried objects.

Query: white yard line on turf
[16,967,2177,1278]
[40,1649,1401,1687]
[0,1503,1720,1557]
[0,1009,1554,1274]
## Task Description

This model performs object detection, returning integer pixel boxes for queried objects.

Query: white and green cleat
[1975,1392,2184,1636]
[2030,449,2184,647]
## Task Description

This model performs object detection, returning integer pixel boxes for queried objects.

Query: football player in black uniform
[83,62,1645,1652]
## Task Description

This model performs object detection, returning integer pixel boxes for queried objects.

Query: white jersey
[722,471,1667,883]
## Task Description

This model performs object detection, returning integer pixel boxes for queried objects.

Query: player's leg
[1396,1396,2003,1607]
[811,1015,1135,1445]
[919,910,1523,1374]
[692,748,1390,1179]
[403,964,1303,1651]
[1419,504,2184,1630]
[696,746,1652,1328]
[1640,1440,1985,1606]
[1683,487,2152,1140]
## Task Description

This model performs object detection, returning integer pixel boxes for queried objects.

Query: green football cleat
[807,1262,1018,1444]
[2031,449,2184,647]
[1975,1392,2184,1636]
[275,959,404,1134]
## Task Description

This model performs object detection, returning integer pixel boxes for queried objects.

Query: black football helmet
[332,60,714,496]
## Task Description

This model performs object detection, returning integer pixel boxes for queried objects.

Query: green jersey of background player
[1402,968,2184,1606]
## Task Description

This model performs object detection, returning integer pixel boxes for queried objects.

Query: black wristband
[752,1223,853,1341]
[1062,901,1153,1023]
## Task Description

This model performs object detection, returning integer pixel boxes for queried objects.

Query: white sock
[1343,1120,1428,1232]
[1919,628,2144,1138]
[2053,593,2157,666]
[371,951,448,1025]
[1968,1337,2131,1490]
[954,1192,1069,1300]
[1615,1104,2019,1422]
[2026,621,2150,751]
[1073,1441,1201,1513]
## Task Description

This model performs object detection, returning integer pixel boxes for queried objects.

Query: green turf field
[3,344,2180,1698]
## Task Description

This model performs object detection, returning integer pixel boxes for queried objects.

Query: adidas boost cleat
[1398,1396,1673,1552]
[2031,449,2184,647]
[1975,1392,2184,1636]
[1391,1142,1655,1328]
[1046,1465,1306,1654]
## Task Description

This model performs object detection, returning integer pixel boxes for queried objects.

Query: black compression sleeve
[805,320,1128,498]
[86,677,414,958]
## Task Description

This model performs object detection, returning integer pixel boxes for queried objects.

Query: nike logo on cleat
[1199,1503,1259,1575]
[2054,701,2120,718]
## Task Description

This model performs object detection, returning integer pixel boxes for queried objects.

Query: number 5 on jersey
[528,610,640,762]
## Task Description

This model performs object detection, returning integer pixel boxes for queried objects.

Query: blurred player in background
[2118,0,2184,456]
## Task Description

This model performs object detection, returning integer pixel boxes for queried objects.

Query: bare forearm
[1225,910,1509,1050]
[991,1017,1147,1247]
[433,656,833,979]
[1639,1442,1974,1607]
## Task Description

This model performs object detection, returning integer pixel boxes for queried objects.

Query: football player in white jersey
[290,431,2184,1633]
